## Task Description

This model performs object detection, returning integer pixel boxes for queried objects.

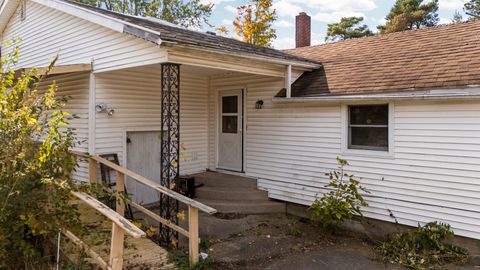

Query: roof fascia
[0,0,21,35]
[30,0,162,40]
[169,44,321,70]
[273,87,480,103]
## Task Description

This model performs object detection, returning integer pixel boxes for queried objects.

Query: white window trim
[340,102,395,158]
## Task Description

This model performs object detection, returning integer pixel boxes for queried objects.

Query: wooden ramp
[64,202,175,269]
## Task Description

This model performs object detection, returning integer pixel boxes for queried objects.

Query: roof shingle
[282,21,480,97]
[63,0,316,66]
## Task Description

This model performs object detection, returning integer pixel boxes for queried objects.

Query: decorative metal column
[159,63,180,247]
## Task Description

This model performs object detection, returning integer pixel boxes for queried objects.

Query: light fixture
[255,100,264,109]
[95,103,115,116]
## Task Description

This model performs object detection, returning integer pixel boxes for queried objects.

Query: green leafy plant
[309,157,368,233]
[379,222,468,269]
[168,249,212,270]
[0,39,80,268]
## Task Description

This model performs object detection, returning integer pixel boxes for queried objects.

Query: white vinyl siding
[1,0,167,72]
[37,72,90,182]
[95,65,209,175]
[210,73,480,240]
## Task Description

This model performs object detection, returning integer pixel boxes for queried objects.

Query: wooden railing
[78,152,217,266]
[64,190,145,270]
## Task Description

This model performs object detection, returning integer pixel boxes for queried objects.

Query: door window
[221,96,238,134]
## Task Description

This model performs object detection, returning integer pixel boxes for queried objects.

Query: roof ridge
[285,19,480,51]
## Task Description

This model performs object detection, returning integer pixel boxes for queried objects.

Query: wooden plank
[109,223,125,270]
[129,200,190,237]
[188,206,199,264]
[88,159,98,184]
[62,229,112,270]
[70,191,145,238]
[22,64,92,75]
[116,172,125,217]
[90,155,217,214]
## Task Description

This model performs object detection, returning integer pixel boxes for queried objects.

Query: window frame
[341,102,394,158]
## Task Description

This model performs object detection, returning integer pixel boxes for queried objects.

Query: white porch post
[286,64,292,98]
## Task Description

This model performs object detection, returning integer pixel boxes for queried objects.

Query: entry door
[126,131,161,205]
[218,90,243,172]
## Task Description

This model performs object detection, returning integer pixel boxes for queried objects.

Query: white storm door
[218,90,243,172]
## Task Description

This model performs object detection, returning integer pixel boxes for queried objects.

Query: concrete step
[195,172,257,188]
[195,186,268,201]
[197,198,286,214]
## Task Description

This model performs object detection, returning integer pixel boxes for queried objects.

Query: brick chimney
[295,12,311,48]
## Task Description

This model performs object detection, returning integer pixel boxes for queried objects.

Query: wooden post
[109,223,125,270]
[89,159,98,184]
[188,205,199,265]
[116,172,125,217]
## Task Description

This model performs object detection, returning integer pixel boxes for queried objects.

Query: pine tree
[378,0,439,34]
[464,0,480,20]
[452,10,463,23]
[233,0,277,47]
[74,0,213,28]
[326,17,374,42]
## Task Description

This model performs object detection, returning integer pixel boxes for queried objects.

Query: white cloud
[224,4,237,13]
[221,19,233,26]
[272,0,303,17]
[200,0,233,9]
[272,37,295,49]
[439,17,453,24]
[275,20,294,28]
[289,0,376,12]
[312,11,366,23]
[439,0,465,10]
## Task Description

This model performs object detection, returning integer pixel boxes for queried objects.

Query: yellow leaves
[177,210,186,221]
[233,0,277,47]
[146,226,157,238]
[171,237,178,247]
[26,117,37,126]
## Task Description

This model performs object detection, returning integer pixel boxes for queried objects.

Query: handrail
[90,155,217,214]
[62,190,146,270]
[74,151,217,265]
[71,191,145,238]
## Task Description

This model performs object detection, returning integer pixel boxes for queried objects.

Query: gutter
[273,90,480,103]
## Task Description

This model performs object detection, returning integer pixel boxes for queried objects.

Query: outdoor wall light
[255,100,264,109]
[95,103,115,116]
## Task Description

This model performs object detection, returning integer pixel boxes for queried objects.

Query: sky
[200,0,469,49]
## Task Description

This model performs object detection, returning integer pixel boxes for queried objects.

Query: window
[348,104,388,151]
[221,96,238,134]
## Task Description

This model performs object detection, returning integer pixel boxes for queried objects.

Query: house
[1,0,480,242]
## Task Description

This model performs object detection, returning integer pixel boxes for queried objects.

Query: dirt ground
[191,213,477,270]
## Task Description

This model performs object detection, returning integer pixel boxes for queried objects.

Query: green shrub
[0,40,79,268]
[308,157,368,232]
[379,222,468,269]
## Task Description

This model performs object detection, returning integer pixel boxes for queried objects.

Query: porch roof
[59,0,320,69]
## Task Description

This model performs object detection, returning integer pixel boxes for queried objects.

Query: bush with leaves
[309,157,368,232]
[379,222,468,269]
[0,40,79,269]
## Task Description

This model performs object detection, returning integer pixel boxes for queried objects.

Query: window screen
[348,105,388,151]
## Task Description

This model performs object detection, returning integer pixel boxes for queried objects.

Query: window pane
[222,116,237,133]
[350,127,388,150]
[349,105,388,125]
[222,96,238,114]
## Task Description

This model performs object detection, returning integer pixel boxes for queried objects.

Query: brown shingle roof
[62,0,317,66]
[282,20,480,97]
